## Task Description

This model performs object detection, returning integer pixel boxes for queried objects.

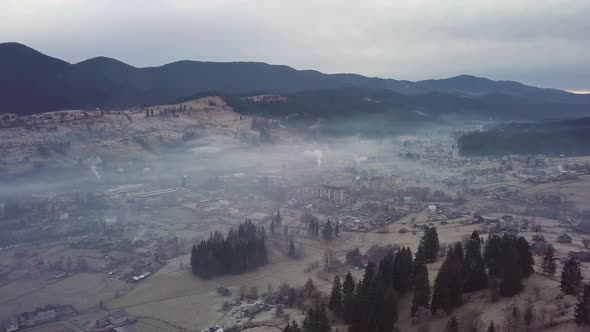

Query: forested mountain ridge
[1,42,589,117]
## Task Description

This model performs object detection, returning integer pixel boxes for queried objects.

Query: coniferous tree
[431,259,452,314]
[314,220,320,239]
[322,220,334,241]
[393,247,413,294]
[464,231,488,292]
[288,240,297,258]
[411,263,430,316]
[302,305,330,332]
[447,246,464,307]
[541,245,557,277]
[351,262,375,332]
[328,275,343,317]
[483,234,502,277]
[334,221,339,237]
[417,226,440,263]
[445,316,459,332]
[561,258,583,295]
[499,239,523,297]
[284,320,302,332]
[516,237,535,277]
[342,272,356,324]
[378,251,395,289]
[191,220,267,278]
[376,287,398,332]
[487,321,496,332]
[270,220,276,235]
[574,282,590,325]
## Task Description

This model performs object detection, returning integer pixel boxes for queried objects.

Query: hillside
[458,118,590,156]
[1,42,589,117]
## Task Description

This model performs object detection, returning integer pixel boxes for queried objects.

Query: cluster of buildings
[1,305,75,332]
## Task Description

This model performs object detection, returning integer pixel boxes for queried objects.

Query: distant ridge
[0,42,588,115]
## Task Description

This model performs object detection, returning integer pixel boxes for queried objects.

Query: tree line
[321,229,539,331]
[190,220,267,279]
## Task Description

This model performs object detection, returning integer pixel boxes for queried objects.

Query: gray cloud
[1,0,589,90]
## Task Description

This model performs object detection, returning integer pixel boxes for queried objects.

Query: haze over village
[1,1,590,332]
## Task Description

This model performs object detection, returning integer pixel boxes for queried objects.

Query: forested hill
[457,118,590,157]
[1,42,589,117]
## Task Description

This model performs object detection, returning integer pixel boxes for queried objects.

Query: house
[531,242,552,256]
[472,215,484,224]
[5,320,19,332]
[427,205,438,214]
[107,309,128,326]
[532,234,545,243]
[34,309,56,323]
[568,251,590,262]
[245,303,265,317]
[557,233,573,244]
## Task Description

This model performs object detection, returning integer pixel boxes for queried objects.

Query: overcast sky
[1,0,589,92]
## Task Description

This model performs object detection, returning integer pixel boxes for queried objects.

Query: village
[1,99,590,331]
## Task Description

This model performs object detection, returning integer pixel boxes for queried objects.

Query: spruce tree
[328,275,343,317]
[499,240,523,297]
[378,251,395,289]
[561,258,583,295]
[574,282,590,325]
[541,245,557,276]
[431,260,451,314]
[393,247,413,294]
[447,246,464,307]
[322,220,334,241]
[418,226,440,263]
[464,231,488,292]
[377,287,398,332]
[516,237,535,277]
[486,321,496,332]
[288,240,296,258]
[445,316,459,332]
[342,272,356,324]
[483,234,501,277]
[411,263,430,316]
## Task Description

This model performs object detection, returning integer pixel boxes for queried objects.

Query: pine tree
[541,245,557,277]
[411,263,430,316]
[445,316,459,332]
[328,275,343,317]
[464,231,488,292]
[574,282,590,325]
[561,258,583,295]
[342,272,356,324]
[486,321,496,332]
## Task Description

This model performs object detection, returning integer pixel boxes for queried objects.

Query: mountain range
[0,42,589,117]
